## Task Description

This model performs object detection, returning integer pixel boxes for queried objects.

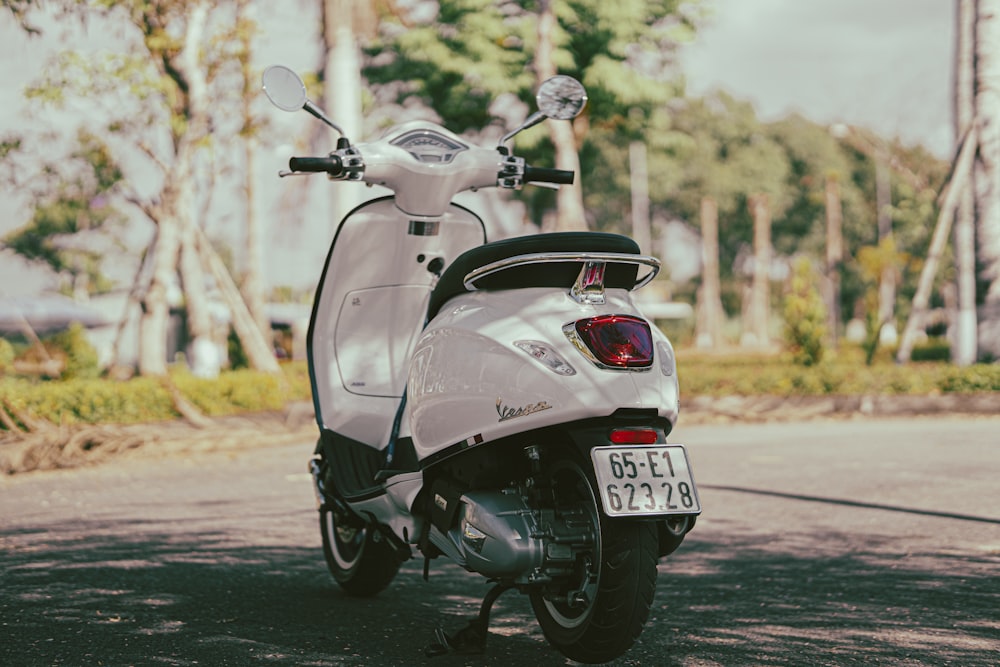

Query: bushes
[1,350,996,431]
[172,369,295,416]
[0,362,312,430]
[0,339,14,374]
[782,258,827,367]
[677,350,1000,397]
[44,323,100,379]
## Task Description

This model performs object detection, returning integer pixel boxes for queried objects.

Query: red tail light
[572,315,654,368]
[610,428,659,444]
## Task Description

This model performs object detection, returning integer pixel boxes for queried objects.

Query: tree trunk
[629,141,651,255]
[954,0,978,365]
[695,197,724,348]
[824,174,844,346]
[975,0,1000,358]
[897,126,978,363]
[175,1,219,378]
[875,161,898,344]
[323,0,369,226]
[197,227,281,374]
[743,194,771,347]
[237,0,269,339]
[536,0,586,231]
[139,218,179,376]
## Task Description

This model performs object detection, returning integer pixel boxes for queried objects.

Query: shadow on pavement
[2,515,998,666]
[646,524,1000,667]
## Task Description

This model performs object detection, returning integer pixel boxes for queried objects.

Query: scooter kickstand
[424,582,514,657]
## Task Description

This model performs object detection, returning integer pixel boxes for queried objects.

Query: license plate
[590,445,701,517]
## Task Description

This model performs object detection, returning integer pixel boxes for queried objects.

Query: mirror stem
[304,100,346,138]
[498,111,546,149]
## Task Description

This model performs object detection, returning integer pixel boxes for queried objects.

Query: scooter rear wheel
[320,502,400,597]
[529,458,659,664]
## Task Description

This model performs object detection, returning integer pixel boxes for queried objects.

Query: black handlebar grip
[289,156,344,175]
[523,166,575,185]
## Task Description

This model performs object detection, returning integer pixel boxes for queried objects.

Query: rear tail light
[565,314,654,369]
[610,428,659,444]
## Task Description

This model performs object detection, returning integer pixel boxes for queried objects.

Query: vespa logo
[496,398,552,423]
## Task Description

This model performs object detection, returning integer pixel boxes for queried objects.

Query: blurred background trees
[0,0,996,375]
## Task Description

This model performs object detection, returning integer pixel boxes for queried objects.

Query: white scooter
[263,65,700,664]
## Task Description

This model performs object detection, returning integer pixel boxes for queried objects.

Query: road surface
[2,416,999,666]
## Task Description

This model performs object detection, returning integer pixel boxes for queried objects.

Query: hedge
[0,362,312,430]
[676,351,1000,397]
[1,353,998,432]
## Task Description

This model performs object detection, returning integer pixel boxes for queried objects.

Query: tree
[364,0,703,230]
[2,129,126,299]
[4,0,279,376]
[235,0,268,338]
[953,0,977,365]
[782,257,826,366]
[320,0,378,224]
[974,0,1000,359]
[659,93,790,344]
[898,0,1000,363]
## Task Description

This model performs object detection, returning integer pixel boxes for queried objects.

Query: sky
[0,0,957,296]
[680,0,954,157]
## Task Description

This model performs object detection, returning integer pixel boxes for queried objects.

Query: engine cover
[447,489,594,582]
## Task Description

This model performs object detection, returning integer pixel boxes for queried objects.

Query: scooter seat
[427,231,641,319]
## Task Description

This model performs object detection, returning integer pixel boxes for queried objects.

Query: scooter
[263,65,700,664]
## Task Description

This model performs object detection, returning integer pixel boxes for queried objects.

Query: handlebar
[523,166,574,185]
[289,156,343,175]
[286,151,573,192]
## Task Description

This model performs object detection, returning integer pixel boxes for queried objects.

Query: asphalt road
[2,417,999,667]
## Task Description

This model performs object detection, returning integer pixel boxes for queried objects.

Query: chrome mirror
[262,65,307,112]
[536,75,588,120]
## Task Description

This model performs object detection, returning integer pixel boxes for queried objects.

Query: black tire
[529,458,659,664]
[319,501,400,597]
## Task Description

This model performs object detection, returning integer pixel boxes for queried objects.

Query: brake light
[570,315,654,368]
[610,428,658,444]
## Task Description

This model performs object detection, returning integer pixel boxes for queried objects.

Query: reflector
[609,428,659,445]
[573,315,654,368]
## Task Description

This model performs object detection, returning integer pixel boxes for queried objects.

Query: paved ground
[2,415,998,666]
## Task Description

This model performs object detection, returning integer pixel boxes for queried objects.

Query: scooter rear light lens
[610,428,659,444]
[571,315,654,368]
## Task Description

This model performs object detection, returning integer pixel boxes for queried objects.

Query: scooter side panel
[408,287,680,461]
[309,198,485,447]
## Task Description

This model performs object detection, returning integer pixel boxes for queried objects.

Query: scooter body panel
[408,287,680,461]
[308,197,485,449]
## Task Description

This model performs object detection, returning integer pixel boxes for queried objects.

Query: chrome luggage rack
[463,252,660,305]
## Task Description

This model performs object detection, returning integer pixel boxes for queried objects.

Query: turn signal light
[610,428,659,444]
[571,315,654,369]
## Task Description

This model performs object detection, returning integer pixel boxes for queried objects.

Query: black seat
[426,232,641,320]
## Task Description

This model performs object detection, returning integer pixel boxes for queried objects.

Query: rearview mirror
[262,65,307,112]
[536,75,588,120]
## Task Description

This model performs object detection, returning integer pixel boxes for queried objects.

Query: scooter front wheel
[320,501,400,597]
[529,457,659,664]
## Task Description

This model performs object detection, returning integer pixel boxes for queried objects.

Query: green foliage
[2,129,125,294]
[364,0,700,228]
[171,369,292,416]
[227,327,249,371]
[782,258,827,366]
[911,337,951,363]
[0,376,174,427]
[43,323,100,379]
[366,0,696,132]
[0,338,15,373]
[677,350,1000,397]
[0,362,312,429]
